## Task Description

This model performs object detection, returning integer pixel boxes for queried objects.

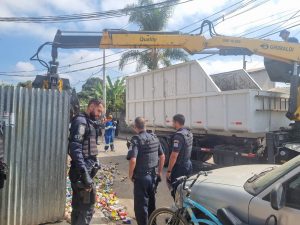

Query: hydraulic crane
[31,20,300,164]
[32,20,300,120]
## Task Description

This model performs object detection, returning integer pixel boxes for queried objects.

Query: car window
[244,156,300,195]
[285,173,300,210]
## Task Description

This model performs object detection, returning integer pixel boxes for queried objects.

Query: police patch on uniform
[74,124,86,141]
[173,140,179,148]
[79,124,86,135]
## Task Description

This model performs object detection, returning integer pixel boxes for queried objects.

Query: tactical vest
[175,128,193,164]
[75,114,99,158]
[133,132,160,174]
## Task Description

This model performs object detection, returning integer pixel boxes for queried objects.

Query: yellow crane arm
[38,21,300,121]
[100,30,300,64]
[206,36,300,63]
[100,30,206,54]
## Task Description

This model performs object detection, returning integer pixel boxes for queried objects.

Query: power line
[73,68,103,86]
[179,0,246,31]
[0,0,194,23]
[239,12,300,37]
[259,21,300,38]
[229,9,297,31]
[257,10,300,37]
[0,50,128,74]
[214,0,272,27]
[187,0,260,33]
[68,0,278,83]
[0,0,264,75]
[0,73,36,77]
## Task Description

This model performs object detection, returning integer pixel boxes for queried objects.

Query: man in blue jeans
[166,114,193,199]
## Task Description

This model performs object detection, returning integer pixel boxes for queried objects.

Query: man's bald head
[134,117,145,130]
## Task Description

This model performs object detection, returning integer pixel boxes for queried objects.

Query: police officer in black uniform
[127,117,165,225]
[69,99,105,225]
[166,114,193,199]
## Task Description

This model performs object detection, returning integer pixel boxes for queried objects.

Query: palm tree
[106,76,126,113]
[119,0,189,71]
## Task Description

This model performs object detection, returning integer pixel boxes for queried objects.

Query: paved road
[54,138,173,225]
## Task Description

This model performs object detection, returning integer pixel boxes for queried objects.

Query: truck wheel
[159,138,170,167]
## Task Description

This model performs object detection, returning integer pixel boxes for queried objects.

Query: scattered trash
[65,163,131,223]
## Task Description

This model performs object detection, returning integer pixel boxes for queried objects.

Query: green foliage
[125,0,175,31]
[77,77,102,110]
[119,0,188,71]
[106,76,126,113]
[77,76,126,113]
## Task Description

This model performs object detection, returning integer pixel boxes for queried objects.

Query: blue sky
[1,0,300,90]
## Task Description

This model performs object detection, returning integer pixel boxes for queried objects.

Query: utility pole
[243,55,247,70]
[103,49,106,112]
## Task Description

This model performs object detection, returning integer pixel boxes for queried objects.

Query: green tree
[119,0,189,71]
[77,77,102,110]
[77,76,126,113]
[106,76,126,113]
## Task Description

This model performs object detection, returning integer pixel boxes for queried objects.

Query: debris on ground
[65,163,131,224]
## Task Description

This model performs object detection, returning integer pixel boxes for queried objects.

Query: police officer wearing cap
[69,99,105,225]
[127,117,165,225]
[166,114,193,199]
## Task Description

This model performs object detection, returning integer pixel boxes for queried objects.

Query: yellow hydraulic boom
[100,30,300,64]
[33,20,300,120]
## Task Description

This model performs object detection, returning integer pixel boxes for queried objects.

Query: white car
[176,155,300,225]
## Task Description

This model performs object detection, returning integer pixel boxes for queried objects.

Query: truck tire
[159,137,170,167]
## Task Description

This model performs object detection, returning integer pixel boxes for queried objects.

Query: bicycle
[148,171,223,225]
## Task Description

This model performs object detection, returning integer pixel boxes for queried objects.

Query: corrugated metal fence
[0,86,70,225]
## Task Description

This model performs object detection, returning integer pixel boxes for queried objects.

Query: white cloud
[100,0,136,11]
[199,55,264,75]
[15,61,36,71]
[168,0,228,31]
[52,49,137,89]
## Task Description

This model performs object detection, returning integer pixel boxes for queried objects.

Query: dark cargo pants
[71,183,96,225]
[134,174,156,225]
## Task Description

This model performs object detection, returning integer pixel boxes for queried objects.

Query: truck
[33,20,300,166]
[125,60,298,167]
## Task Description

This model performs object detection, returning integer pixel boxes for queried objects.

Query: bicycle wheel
[148,208,188,225]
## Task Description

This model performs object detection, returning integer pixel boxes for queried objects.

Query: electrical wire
[256,10,300,37]
[187,0,261,33]
[0,0,266,75]
[214,0,272,27]
[0,0,195,23]
[239,12,300,38]
[178,0,246,31]
[73,68,103,86]
[3,0,299,83]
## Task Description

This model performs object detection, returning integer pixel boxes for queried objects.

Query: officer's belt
[134,167,156,177]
